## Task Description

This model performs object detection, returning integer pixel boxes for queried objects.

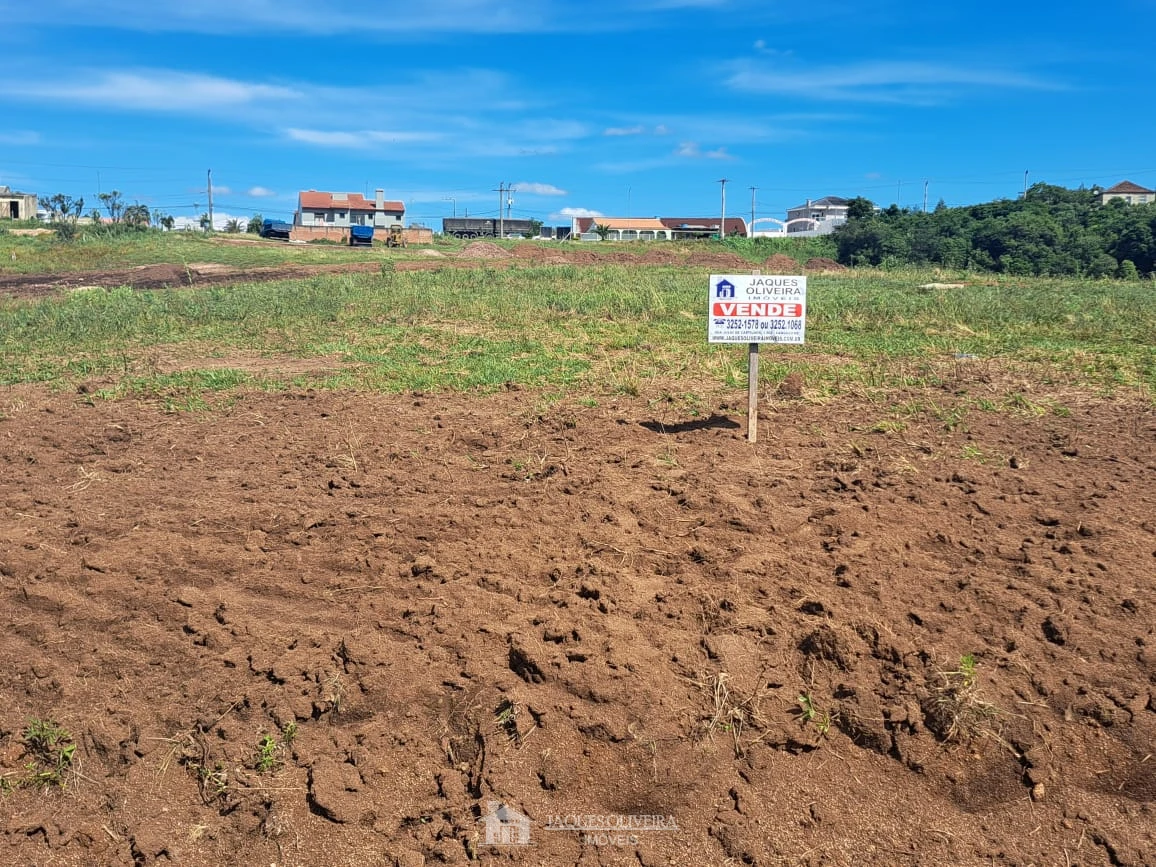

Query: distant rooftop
[1103,180,1154,195]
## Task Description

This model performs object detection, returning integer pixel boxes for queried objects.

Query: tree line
[37,190,268,238]
[832,183,1156,278]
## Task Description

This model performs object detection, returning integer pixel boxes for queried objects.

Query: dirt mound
[638,247,685,265]
[804,256,847,271]
[459,241,512,259]
[2,378,1154,866]
[761,253,802,273]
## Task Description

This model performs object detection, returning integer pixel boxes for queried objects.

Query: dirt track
[2,365,1154,865]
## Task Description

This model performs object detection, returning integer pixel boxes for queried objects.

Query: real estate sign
[707,275,807,344]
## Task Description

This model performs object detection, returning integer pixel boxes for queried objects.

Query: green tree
[98,190,125,223]
[247,213,264,234]
[123,203,151,229]
[37,194,84,224]
[224,218,242,233]
[845,197,876,221]
[594,223,611,240]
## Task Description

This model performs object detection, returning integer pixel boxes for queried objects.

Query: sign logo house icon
[715,279,736,298]
[480,801,532,846]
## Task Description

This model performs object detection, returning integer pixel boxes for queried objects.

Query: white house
[785,196,852,234]
[297,189,405,228]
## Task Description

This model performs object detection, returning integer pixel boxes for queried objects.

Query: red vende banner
[711,301,804,317]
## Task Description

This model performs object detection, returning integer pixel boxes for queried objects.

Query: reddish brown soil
[2,249,1154,865]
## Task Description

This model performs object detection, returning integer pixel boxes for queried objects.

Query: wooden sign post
[747,342,760,443]
[707,272,807,445]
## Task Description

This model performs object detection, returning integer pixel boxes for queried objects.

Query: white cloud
[285,128,441,149]
[605,125,645,136]
[247,186,277,197]
[557,207,602,219]
[604,123,672,137]
[8,0,751,36]
[511,182,566,196]
[725,58,1060,103]
[0,130,40,145]
[675,141,732,160]
[1,70,301,112]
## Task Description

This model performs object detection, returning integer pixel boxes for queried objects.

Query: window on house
[313,212,325,222]
[326,212,335,223]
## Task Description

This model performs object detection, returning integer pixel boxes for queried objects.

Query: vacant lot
[1,241,1153,865]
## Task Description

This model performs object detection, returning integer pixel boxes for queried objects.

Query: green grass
[0,227,401,274]
[1,244,1153,402]
[20,719,76,788]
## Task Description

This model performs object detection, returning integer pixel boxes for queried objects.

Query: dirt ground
[1,252,1154,866]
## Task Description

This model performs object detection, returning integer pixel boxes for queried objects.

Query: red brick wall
[287,226,433,245]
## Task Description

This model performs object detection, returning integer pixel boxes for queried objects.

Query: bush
[1118,259,1140,280]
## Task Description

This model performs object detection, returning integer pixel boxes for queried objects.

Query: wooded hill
[833,183,1155,278]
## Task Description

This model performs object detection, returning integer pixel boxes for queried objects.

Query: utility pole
[506,185,514,222]
[207,169,214,231]
[897,179,901,209]
[923,179,929,213]
[1023,170,1029,198]
[495,182,505,238]
[749,186,757,233]
[718,178,729,240]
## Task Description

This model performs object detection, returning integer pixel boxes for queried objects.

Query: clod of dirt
[777,372,805,398]
[1041,615,1069,645]
[307,758,364,824]
[762,254,801,273]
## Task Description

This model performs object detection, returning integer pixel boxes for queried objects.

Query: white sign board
[708,274,807,344]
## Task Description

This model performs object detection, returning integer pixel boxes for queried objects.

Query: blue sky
[2,0,1153,231]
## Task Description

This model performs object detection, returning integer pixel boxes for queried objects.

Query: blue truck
[259,219,293,240]
[349,225,375,247]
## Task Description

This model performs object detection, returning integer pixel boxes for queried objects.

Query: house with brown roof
[571,216,674,240]
[297,189,405,229]
[1099,181,1154,206]
[659,216,747,239]
[571,215,748,241]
